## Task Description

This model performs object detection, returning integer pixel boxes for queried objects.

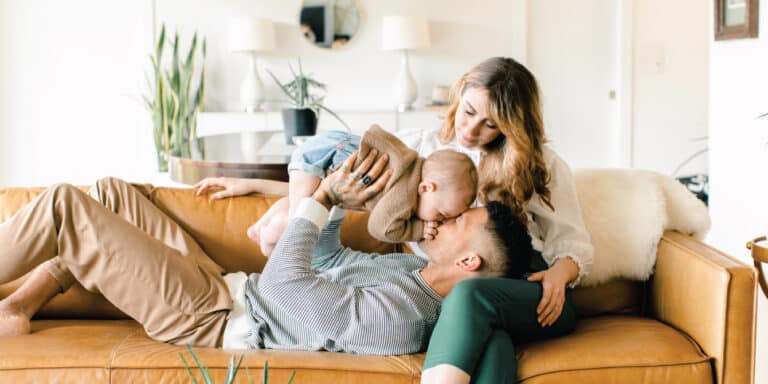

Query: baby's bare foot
[260,241,276,258]
[247,222,262,244]
[0,303,31,336]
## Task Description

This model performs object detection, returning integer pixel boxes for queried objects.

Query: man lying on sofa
[0,150,531,355]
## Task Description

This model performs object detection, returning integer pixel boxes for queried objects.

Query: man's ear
[418,180,437,195]
[455,253,483,272]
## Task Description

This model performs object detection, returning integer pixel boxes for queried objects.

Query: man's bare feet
[0,302,31,336]
[0,266,63,337]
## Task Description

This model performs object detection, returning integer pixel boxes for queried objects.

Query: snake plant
[179,345,296,384]
[143,23,206,171]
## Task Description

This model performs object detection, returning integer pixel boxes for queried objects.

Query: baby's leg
[288,170,322,215]
[248,171,321,256]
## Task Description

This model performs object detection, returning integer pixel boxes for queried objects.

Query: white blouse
[395,126,594,287]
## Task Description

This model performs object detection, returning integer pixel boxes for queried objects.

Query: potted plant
[267,59,349,144]
[143,23,206,171]
[179,345,296,384]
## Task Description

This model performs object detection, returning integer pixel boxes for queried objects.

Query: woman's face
[454,87,502,149]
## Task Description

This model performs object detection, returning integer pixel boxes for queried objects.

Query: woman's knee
[443,278,495,313]
[444,278,545,318]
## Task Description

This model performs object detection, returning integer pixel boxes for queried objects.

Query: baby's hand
[423,221,440,240]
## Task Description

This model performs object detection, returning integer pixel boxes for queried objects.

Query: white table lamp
[229,17,276,112]
[382,16,431,111]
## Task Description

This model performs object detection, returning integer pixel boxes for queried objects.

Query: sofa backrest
[0,185,642,319]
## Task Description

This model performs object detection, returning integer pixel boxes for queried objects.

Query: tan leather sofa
[0,185,757,383]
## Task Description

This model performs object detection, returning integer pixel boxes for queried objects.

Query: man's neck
[419,265,462,298]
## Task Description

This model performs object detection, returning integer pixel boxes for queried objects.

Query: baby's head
[417,150,478,221]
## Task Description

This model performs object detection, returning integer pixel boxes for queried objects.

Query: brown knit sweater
[353,124,425,243]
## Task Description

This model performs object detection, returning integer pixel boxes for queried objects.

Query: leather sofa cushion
[517,316,712,383]
[571,278,644,316]
[0,316,711,383]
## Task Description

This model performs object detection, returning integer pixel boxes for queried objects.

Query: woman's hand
[527,256,579,327]
[313,149,392,210]
[194,177,255,200]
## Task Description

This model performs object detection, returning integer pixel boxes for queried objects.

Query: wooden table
[167,133,290,185]
[168,155,289,184]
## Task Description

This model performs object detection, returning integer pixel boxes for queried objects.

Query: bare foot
[0,302,31,336]
[259,215,290,257]
[247,222,263,244]
[248,197,289,245]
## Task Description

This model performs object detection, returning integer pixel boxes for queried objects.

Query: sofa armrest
[650,231,757,384]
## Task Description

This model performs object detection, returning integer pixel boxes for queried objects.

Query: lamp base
[392,50,418,112]
[240,53,265,113]
[396,104,414,112]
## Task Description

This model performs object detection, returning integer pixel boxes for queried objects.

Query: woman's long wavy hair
[438,57,553,224]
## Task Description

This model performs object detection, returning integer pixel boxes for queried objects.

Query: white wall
[708,1,768,381]
[155,0,526,112]
[0,0,526,186]
[526,0,709,174]
[632,0,709,176]
[0,0,157,186]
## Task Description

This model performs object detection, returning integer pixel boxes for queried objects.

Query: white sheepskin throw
[573,169,711,287]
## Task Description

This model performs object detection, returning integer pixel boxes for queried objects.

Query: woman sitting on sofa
[195,57,594,384]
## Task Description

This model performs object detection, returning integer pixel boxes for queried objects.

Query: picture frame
[715,0,759,40]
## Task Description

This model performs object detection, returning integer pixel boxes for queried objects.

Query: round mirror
[299,0,360,49]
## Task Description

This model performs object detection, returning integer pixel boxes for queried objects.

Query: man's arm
[258,198,425,354]
[258,198,357,337]
[311,207,346,271]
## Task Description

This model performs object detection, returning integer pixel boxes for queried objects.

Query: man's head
[419,201,532,280]
[416,150,478,222]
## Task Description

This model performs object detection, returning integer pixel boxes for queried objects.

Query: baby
[250,124,478,256]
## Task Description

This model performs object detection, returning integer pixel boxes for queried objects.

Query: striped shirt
[240,199,442,355]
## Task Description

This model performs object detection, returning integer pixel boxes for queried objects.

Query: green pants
[423,273,576,383]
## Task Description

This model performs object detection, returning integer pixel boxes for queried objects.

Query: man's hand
[313,149,393,210]
[423,221,439,240]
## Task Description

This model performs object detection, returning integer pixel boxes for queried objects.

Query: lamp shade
[228,17,276,52]
[381,16,431,51]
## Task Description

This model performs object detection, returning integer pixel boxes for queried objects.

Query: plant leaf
[185,32,198,70]
[297,57,304,77]
[154,24,166,66]
[171,32,181,93]
[226,354,244,384]
[179,351,199,384]
[267,69,299,105]
[319,104,351,131]
[287,370,297,384]
[245,364,254,384]
[224,354,235,384]
[185,345,212,384]
[263,360,269,384]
